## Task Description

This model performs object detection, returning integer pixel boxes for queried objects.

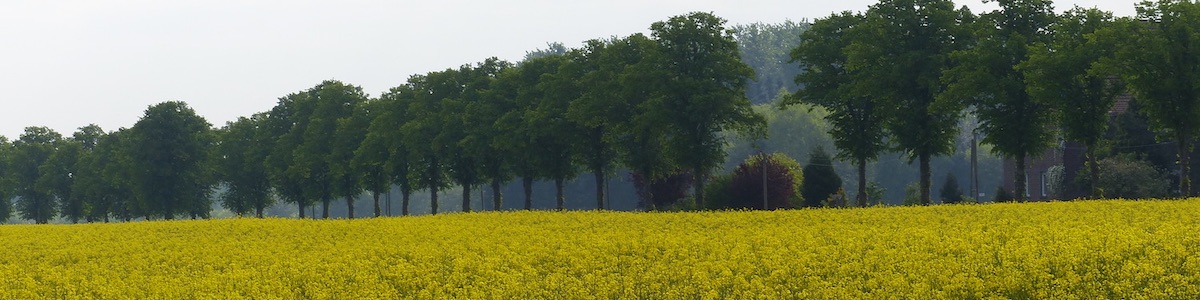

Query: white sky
[0,0,1137,139]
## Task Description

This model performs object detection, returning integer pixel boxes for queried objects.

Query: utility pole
[971,129,979,202]
[762,153,768,210]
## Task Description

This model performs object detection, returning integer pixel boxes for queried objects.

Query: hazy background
[1,0,1136,139]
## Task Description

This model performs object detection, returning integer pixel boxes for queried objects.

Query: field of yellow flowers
[2,199,1199,299]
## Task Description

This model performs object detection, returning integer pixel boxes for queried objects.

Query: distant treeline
[0,12,771,223]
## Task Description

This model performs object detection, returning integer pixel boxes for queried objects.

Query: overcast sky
[0,0,1137,139]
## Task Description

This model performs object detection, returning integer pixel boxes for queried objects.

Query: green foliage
[215,114,274,218]
[127,102,214,220]
[38,139,82,223]
[994,186,1013,202]
[702,173,734,210]
[1077,155,1171,199]
[651,12,766,208]
[850,0,973,205]
[943,0,1056,202]
[1023,8,1121,199]
[10,127,63,224]
[1104,0,1200,196]
[788,12,886,208]
[730,153,804,209]
[940,173,964,204]
[264,92,315,217]
[801,147,841,208]
[733,21,810,104]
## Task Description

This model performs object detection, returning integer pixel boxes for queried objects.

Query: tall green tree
[788,11,886,207]
[330,96,371,219]
[1105,0,1200,196]
[497,55,565,210]
[801,147,842,207]
[464,58,515,211]
[0,137,13,223]
[74,128,135,222]
[37,136,82,223]
[943,0,1055,202]
[127,101,215,220]
[353,99,394,217]
[611,33,678,208]
[372,85,418,216]
[402,73,452,214]
[66,125,106,221]
[535,53,585,210]
[1022,7,1121,198]
[849,0,973,204]
[650,12,765,208]
[567,39,626,210]
[265,92,316,218]
[10,127,62,223]
[292,80,367,218]
[215,114,275,217]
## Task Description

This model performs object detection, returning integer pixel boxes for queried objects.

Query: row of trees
[790,0,1200,204]
[0,12,767,223]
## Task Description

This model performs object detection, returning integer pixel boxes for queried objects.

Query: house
[999,94,1133,201]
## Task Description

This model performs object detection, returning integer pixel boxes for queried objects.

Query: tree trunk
[402,188,411,216]
[595,169,606,210]
[322,199,330,219]
[1180,133,1192,197]
[430,187,439,215]
[857,159,868,207]
[555,178,565,210]
[256,204,264,218]
[462,184,472,213]
[919,151,932,205]
[344,195,354,219]
[1014,154,1027,202]
[523,176,533,210]
[693,165,706,209]
[373,190,381,217]
[491,178,502,211]
[1087,144,1100,199]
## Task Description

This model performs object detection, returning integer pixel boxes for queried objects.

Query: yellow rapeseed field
[2,199,1199,299]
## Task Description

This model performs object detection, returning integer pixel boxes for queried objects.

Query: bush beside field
[2,200,1199,299]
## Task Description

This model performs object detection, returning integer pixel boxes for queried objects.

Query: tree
[534,53,585,210]
[1105,0,1200,196]
[402,73,452,215]
[265,92,315,218]
[729,153,804,209]
[0,137,13,223]
[1079,155,1171,199]
[10,127,63,223]
[650,12,765,208]
[733,21,810,104]
[943,0,1056,202]
[465,58,516,211]
[329,95,371,219]
[73,128,135,222]
[215,114,274,218]
[787,11,886,207]
[801,147,841,207]
[849,0,973,205]
[127,101,215,220]
[372,85,418,216]
[567,39,623,210]
[292,80,367,218]
[497,54,571,210]
[940,173,964,204]
[38,137,82,223]
[353,99,394,217]
[1023,7,1122,199]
